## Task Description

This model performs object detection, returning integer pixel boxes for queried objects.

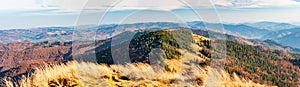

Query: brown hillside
[0,45,70,78]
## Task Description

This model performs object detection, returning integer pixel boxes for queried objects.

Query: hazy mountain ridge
[2,22,300,61]
[262,28,300,48]
[187,21,272,39]
[192,29,300,54]
[245,21,299,31]
[0,21,282,44]
[3,21,300,50]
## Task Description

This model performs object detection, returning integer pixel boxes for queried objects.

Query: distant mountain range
[245,21,299,31]
[1,21,300,49]
[187,21,272,39]
[262,28,300,48]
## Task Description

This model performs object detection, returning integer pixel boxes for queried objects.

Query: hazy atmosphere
[1,0,300,29]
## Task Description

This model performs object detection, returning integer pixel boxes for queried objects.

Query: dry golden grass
[5,61,272,87]
[210,68,273,87]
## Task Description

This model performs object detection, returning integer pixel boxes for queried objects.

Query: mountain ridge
[245,21,299,31]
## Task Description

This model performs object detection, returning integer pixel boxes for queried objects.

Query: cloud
[41,0,221,13]
[1,0,300,14]
[111,0,185,11]
[0,0,46,10]
[0,0,216,12]
[213,0,300,8]
[42,0,188,12]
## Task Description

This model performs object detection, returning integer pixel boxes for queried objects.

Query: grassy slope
[5,60,267,87]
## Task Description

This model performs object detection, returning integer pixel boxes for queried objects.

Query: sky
[1,0,300,29]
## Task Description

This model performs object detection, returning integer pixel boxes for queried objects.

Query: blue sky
[0,0,300,29]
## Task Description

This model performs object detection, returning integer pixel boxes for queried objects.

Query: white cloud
[213,0,234,7]
[213,0,300,8]
[0,0,216,12]
[1,0,300,13]
[0,0,45,10]
[43,0,218,13]
[43,0,188,12]
[111,0,185,11]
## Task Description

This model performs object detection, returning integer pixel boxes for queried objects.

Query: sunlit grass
[5,61,270,87]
